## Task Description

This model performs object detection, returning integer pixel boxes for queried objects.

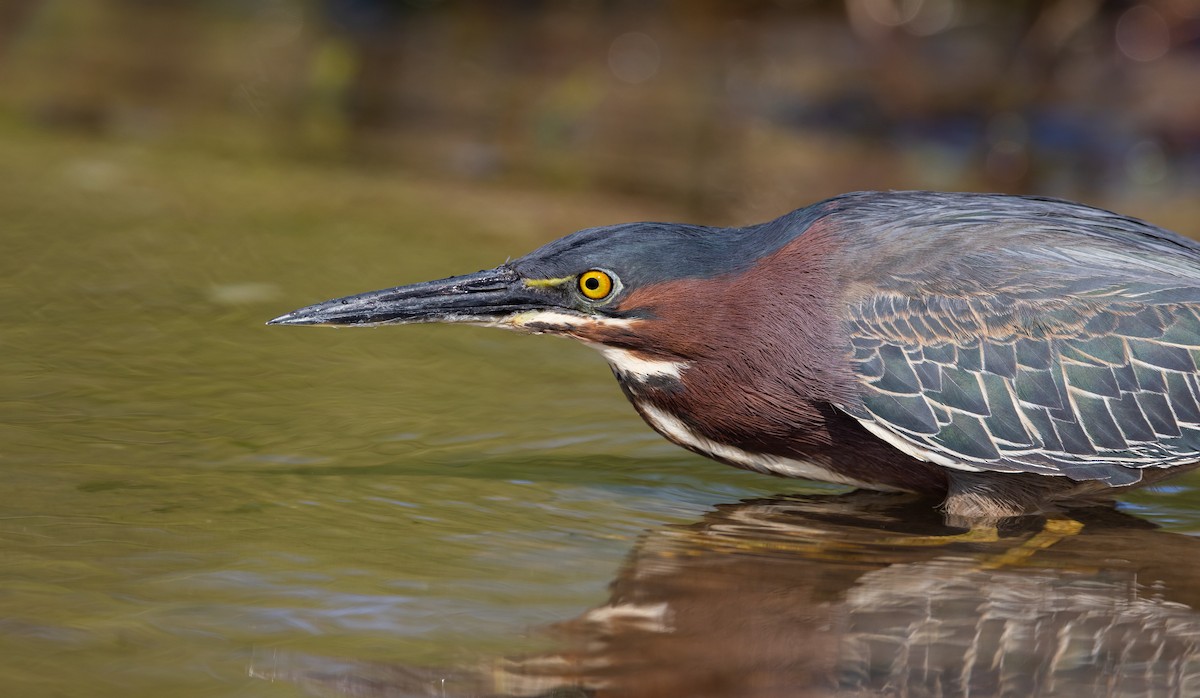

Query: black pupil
[585,277,600,291]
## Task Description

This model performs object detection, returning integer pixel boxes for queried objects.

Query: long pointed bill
[267,266,553,327]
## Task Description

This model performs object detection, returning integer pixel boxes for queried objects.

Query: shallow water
[6,132,1200,697]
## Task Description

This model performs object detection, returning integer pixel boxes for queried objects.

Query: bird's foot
[977,517,1084,569]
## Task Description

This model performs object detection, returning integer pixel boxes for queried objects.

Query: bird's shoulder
[805,191,1200,287]
[821,192,1200,483]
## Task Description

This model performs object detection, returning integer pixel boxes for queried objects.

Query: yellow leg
[656,515,1084,566]
[978,517,1085,569]
[884,526,1001,547]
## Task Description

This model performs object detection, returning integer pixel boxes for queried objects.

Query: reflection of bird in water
[260,493,1200,697]
[272,191,1200,521]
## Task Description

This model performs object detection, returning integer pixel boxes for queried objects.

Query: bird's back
[820,192,1200,500]
[827,191,1200,286]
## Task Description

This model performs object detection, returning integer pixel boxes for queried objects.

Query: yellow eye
[578,270,614,300]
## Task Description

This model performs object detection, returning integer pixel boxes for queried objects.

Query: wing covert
[841,288,1200,484]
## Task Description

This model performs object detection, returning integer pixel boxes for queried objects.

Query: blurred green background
[4,0,1200,222]
[4,1,1200,696]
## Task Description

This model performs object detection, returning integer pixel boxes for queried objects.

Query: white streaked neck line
[598,346,688,381]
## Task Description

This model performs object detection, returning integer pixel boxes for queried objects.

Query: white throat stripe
[638,404,894,490]
[599,347,688,381]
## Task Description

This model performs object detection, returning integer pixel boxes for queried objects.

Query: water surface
[5,132,1200,696]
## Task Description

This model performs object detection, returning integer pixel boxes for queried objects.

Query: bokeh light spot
[1117,5,1170,62]
[608,32,661,85]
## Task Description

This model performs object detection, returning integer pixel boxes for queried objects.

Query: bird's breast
[630,399,895,490]
[597,346,888,489]
[598,348,946,493]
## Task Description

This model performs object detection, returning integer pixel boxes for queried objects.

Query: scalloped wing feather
[841,290,1200,485]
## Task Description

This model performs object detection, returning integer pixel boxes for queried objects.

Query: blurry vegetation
[1,0,1199,224]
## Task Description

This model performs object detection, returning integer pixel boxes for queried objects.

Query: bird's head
[267,219,809,367]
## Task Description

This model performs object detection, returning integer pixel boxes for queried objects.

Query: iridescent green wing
[840,285,1200,484]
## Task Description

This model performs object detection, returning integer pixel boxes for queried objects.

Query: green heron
[269,191,1200,520]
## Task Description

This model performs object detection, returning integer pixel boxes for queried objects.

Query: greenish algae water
[4,129,1200,696]
[0,130,799,696]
